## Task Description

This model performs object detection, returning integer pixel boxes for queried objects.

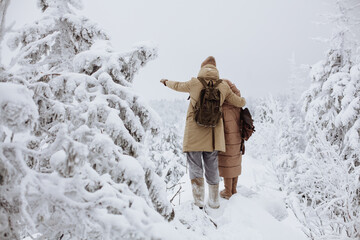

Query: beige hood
[197,64,219,80]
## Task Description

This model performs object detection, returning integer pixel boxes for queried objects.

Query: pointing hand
[160,79,168,86]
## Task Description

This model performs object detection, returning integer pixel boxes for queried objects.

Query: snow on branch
[1,1,174,239]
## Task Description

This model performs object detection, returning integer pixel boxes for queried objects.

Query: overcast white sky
[3,0,335,101]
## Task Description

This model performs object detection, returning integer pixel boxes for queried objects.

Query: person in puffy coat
[160,56,246,209]
[218,79,244,200]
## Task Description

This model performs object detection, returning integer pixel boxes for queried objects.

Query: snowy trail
[169,155,307,240]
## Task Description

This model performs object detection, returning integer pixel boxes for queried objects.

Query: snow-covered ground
[148,99,307,239]
[169,155,307,240]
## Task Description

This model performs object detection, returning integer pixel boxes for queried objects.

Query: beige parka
[165,64,246,153]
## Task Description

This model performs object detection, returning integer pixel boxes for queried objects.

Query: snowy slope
[22,146,308,240]
[149,99,307,240]
[169,155,307,240]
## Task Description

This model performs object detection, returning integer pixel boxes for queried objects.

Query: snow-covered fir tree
[7,0,107,74]
[0,0,175,239]
[246,29,359,237]
[298,0,360,238]
[250,1,360,238]
[0,0,11,68]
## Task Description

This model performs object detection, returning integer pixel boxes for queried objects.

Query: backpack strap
[198,78,222,88]
[213,79,222,88]
[197,77,208,88]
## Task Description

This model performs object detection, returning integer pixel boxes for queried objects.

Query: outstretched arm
[160,78,192,93]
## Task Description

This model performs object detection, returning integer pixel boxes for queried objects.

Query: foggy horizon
[3,0,335,101]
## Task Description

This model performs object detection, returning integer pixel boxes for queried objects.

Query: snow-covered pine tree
[0,0,10,68]
[1,0,175,239]
[299,0,360,238]
[7,0,107,74]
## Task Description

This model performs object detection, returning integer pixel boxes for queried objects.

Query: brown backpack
[193,78,223,127]
[240,108,255,154]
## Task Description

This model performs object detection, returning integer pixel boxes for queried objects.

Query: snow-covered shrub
[0,83,38,135]
[247,93,306,193]
[148,126,186,189]
[289,129,360,240]
[148,99,187,193]
[0,83,39,240]
[247,95,283,161]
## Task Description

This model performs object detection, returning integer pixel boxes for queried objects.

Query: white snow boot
[208,184,220,209]
[191,178,205,209]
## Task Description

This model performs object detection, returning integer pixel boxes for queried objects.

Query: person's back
[164,60,246,153]
[160,56,246,209]
[218,79,243,200]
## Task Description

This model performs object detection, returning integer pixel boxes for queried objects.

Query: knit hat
[201,56,216,68]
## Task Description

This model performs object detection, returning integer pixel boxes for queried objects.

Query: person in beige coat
[160,56,246,209]
[218,79,243,200]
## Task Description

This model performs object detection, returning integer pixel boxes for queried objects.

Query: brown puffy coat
[218,80,242,178]
[166,65,246,153]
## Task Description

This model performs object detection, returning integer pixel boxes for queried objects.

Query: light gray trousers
[186,151,219,185]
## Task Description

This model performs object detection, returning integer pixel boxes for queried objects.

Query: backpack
[193,78,223,127]
[240,108,255,140]
[240,107,255,154]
